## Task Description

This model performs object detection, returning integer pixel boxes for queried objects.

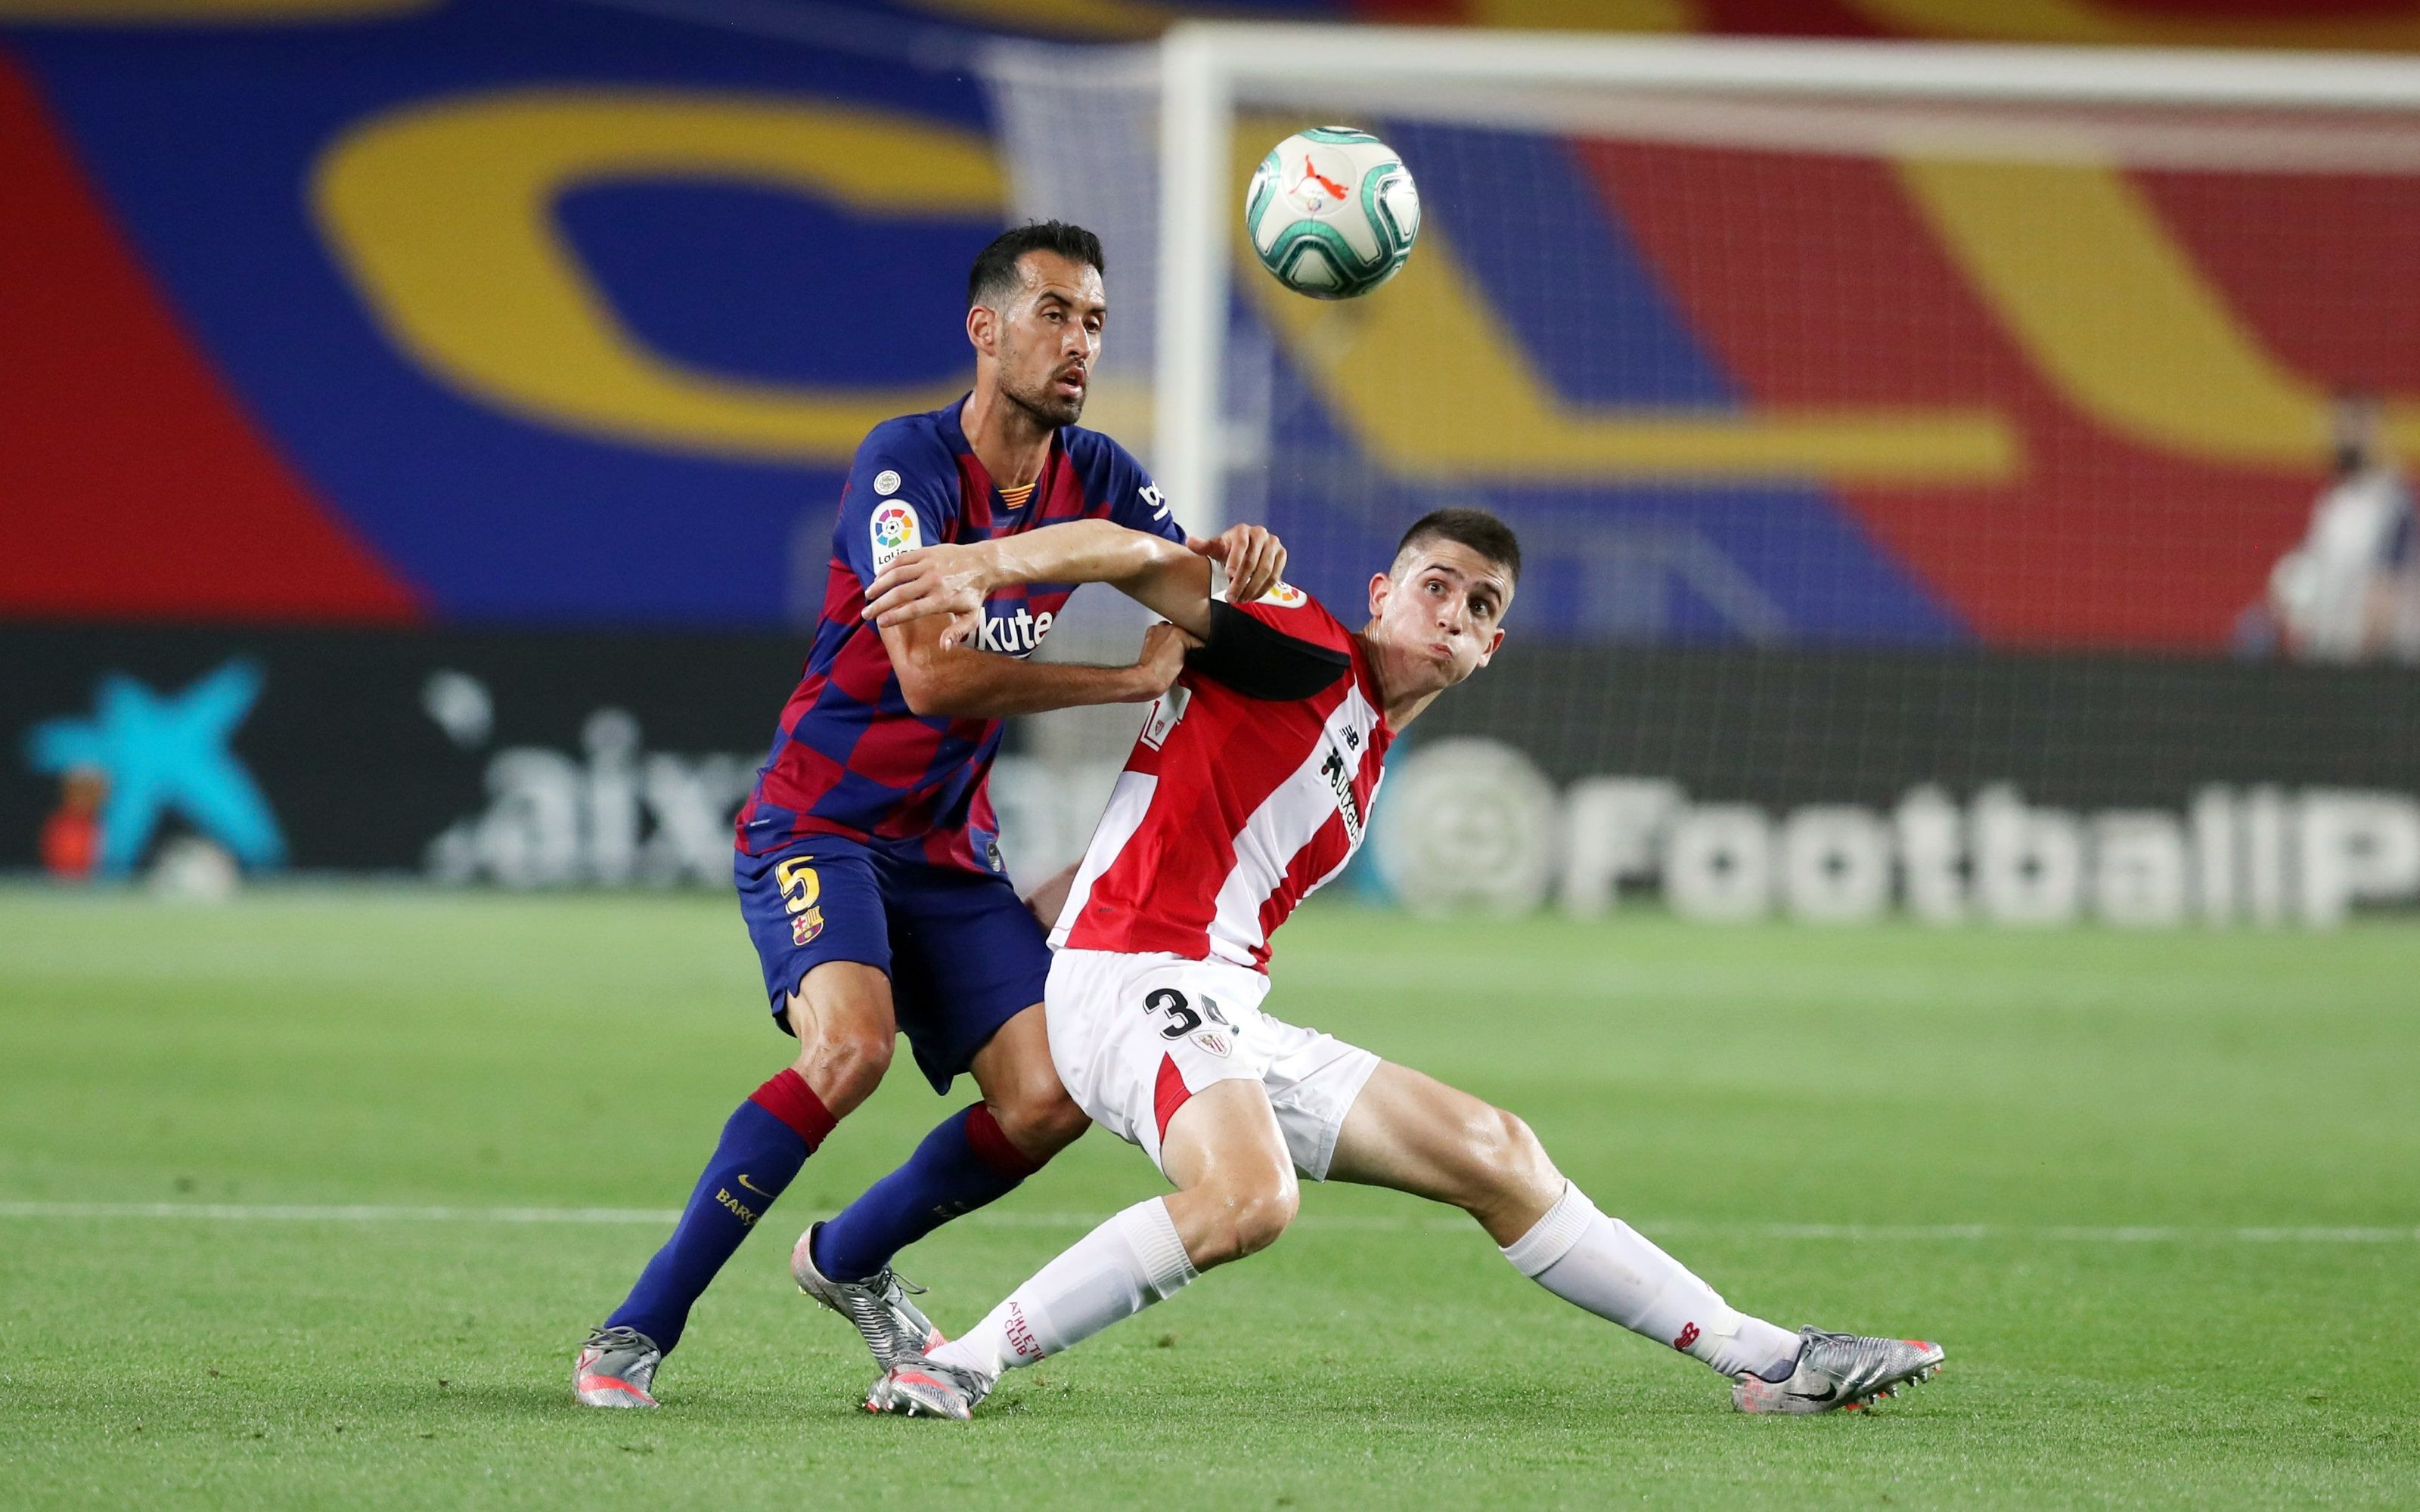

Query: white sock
[1500,1182,1800,1381]
[930,1198,1199,1378]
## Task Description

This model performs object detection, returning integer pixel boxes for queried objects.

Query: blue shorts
[735,834,1051,1092]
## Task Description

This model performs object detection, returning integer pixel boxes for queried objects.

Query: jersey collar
[1346,634,1395,742]
[945,392,1061,525]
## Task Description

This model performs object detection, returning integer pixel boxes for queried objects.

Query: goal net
[981,29,2420,928]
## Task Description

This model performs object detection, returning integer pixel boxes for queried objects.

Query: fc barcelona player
[574,222,1286,1406]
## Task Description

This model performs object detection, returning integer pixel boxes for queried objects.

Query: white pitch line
[0,1202,684,1225]
[0,1201,2413,1243]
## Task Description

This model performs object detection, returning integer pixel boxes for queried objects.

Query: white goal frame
[1153,24,2420,533]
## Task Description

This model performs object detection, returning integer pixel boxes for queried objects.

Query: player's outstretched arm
[881,612,1198,720]
[863,519,1282,640]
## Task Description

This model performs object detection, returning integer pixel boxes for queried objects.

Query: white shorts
[1046,948,1382,1181]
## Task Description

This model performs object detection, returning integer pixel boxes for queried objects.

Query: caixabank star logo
[23,660,285,876]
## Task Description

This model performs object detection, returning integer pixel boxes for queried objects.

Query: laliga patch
[791,906,824,947]
[873,469,901,497]
[1256,581,1308,608]
[870,503,920,570]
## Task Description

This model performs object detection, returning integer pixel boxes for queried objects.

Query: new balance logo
[1320,748,1364,848]
[1672,1321,1700,1352]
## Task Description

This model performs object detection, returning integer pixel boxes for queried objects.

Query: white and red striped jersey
[1051,590,1392,972]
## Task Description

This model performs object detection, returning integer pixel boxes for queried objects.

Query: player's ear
[1367,571,1392,616]
[966,302,995,358]
[1474,625,1506,669]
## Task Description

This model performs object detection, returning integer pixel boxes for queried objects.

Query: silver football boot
[572,1325,662,1408]
[1732,1327,1944,1414]
[791,1222,945,1371]
[863,1356,994,1421]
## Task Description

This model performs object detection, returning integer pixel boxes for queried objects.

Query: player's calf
[577,963,890,1402]
[1326,1064,1813,1386]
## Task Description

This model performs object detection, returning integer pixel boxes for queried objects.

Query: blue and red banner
[6,0,2418,649]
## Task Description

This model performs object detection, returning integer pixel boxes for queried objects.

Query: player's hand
[1187,524,1288,606]
[938,606,985,650]
[1128,619,1203,700]
[864,543,994,629]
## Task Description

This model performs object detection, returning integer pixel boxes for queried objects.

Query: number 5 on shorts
[776,857,825,947]
[775,858,821,915]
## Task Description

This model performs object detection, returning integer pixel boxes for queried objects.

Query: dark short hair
[969,222,1106,309]
[1395,507,1521,584]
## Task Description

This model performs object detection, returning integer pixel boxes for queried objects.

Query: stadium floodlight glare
[1120,26,2420,533]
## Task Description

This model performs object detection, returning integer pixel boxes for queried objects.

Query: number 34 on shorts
[777,857,825,947]
[1145,987,1239,1058]
[1044,948,1380,1181]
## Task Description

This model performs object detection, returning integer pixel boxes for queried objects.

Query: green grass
[3,890,2417,1508]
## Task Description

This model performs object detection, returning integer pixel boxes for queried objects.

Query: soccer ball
[1244,127,1419,300]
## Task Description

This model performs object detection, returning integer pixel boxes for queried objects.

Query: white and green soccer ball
[1244,127,1419,300]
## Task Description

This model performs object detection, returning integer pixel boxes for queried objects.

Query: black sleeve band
[1183,600,1353,701]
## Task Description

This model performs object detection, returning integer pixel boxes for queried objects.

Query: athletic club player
[572,222,1287,1407]
[851,507,1947,1419]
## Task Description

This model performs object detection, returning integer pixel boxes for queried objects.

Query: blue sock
[812,1104,1043,1283]
[604,1067,834,1353]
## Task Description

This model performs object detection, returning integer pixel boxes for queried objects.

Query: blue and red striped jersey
[736,398,1184,872]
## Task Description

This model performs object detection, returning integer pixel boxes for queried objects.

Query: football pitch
[3,891,2415,1509]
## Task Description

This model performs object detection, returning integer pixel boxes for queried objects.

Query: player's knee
[1215,1178,1299,1263]
[1478,1107,1559,1206]
[993,1082,1089,1160]
[796,1021,893,1107]
[1233,1184,1300,1258]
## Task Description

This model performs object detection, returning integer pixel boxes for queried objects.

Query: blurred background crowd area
[5,0,2416,923]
